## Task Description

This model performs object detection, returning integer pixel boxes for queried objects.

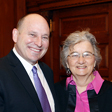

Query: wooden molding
[27,0,112,12]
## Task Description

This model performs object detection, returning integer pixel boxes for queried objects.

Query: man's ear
[12,28,19,43]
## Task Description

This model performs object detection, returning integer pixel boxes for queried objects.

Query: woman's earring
[93,67,96,72]
[66,68,71,76]
[93,61,96,72]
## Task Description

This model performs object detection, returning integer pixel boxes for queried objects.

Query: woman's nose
[77,56,85,64]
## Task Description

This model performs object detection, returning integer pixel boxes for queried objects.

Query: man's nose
[34,36,42,47]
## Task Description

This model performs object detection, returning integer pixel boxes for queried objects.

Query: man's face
[13,15,50,65]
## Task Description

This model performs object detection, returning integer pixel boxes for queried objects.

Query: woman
[55,30,112,112]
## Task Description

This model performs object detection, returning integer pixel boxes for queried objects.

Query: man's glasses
[68,51,95,60]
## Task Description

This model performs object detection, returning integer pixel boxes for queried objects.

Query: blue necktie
[32,66,52,112]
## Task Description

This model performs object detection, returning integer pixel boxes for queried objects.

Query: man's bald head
[17,13,49,33]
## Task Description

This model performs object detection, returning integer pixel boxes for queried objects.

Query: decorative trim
[26,0,112,12]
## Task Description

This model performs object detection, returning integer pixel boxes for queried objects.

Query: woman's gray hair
[61,30,102,71]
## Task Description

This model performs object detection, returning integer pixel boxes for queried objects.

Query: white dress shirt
[13,47,55,112]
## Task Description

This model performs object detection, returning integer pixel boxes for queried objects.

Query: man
[0,13,59,112]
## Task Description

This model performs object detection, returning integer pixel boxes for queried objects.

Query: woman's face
[67,41,96,78]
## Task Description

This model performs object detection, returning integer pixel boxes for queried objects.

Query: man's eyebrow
[28,31,37,34]
[28,31,49,37]
[43,34,49,36]
[42,34,49,37]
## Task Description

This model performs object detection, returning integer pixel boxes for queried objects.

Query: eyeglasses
[68,51,95,60]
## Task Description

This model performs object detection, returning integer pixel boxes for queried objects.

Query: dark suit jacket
[0,50,59,112]
[55,79,112,112]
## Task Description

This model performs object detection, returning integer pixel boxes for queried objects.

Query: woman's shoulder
[102,80,112,88]
[98,80,112,112]
[99,80,112,95]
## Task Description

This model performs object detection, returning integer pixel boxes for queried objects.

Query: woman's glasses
[68,51,95,60]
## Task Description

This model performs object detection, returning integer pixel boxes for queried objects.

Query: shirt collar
[89,71,104,94]
[66,71,104,94]
[13,47,33,74]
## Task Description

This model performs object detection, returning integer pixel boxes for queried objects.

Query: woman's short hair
[61,30,102,71]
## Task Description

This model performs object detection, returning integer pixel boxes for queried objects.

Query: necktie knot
[32,66,37,75]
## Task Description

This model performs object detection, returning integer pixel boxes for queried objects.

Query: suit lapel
[38,62,55,95]
[66,84,76,112]
[7,50,43,112]
[39,62,60,112]
[87,90,99,112]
